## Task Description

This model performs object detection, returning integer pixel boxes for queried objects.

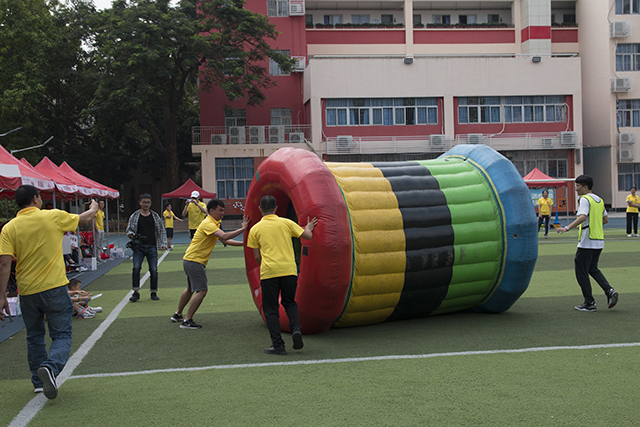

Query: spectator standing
[557,175,618,312]
[625,187,639,237]
[163,203,183,249]
[182,191,207,239]
[126,193,167,302]
[247,195,317,355]
[0,185,99,399]
[537,190,554,239]
[94,200,106,250]
[171,199,248,329]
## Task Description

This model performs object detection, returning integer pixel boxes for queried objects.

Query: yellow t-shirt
[0,207,79,295]
[163,210,174,228]
[95,209,105,231]
[538,197,554,216]
[187,201,207,230]
[183,215,220,266]
[626,194,640,213]
[247,214,304,280]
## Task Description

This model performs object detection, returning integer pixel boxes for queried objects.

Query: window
[487,14,500,23]
[324,15,342,25]
[458,15,476,24]
[458,97,501,124]
[267,0,288,16]
[352,15,370,24]
[618,99,640,127]
[563,14,576,24]
[326,98,438,126]
[306,14,313,25]
[505,150,569,178]
[502,96,567,123]
[619,163,640,190]
[616,44,640,71]
[224,109,246,130]
[381,14,394,24]
[216,158,254,199]
[271,108,292,128]
[433,15,451,24]
[269,49,290,76]
[616,0,640,14]
[413,14,422,25]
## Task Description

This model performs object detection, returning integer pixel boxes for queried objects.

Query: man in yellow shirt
[625,187,639,237]
[171,199,248,329]
[182,191,207,239]
[163,203,183,249]
[247,195,317,355]
[94,200,105,250]
[537,190,554,239]
[0,185,99,399]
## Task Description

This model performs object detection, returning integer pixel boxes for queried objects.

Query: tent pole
[117,197,120,249]
[105,198,109,256]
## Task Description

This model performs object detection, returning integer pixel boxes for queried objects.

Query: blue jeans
[132,245,158,292]
[20,285,73,388]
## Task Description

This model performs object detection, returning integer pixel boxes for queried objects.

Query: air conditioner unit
[289,132,305,143]
[289,1,305,15]
[292,56,306,72]
[430,135,447,147]
[611,77,632,92]
[228,126,246,144]
[621,148,635,162]
[559,131,578,147]
[268,125,285,143]
[541,138,554,148]
[467,134,483,144]
[336,135,354,150]
[211,134,226,145]
[618,133,636,145]
[248,126,265,144]
[610,21,631,38]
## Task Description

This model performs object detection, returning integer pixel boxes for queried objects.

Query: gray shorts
[183,260,208,292]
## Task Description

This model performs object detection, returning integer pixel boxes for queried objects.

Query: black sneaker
[150,292,159,301]
[607,289,618,309]
[180,319,202,329]
[171,313,184,322]
[575,301,597,312]
[37,366,57,400]
[129,291,140,302]
[292,328,304,350]
[264,346,287,355]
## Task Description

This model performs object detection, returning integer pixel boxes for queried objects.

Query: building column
[520,0,551,55]
[404,0,414,58]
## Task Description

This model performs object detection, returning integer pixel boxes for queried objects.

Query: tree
[88,0,294,190]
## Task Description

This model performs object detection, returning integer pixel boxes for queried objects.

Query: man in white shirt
[557,175,618,312]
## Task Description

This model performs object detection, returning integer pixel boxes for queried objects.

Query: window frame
[325,98,438,127]
[215,158,255,199]
[267,0,288,17]
[269,49,291,76]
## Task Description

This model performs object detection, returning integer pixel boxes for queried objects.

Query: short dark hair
[15,185,39,209]
[207,198,225,211]
[68,278,81,289]
[575,174,593,190]
[260,195,277,212]
[165,203,171,209]
[632,187,637,191]
[139,193,152,201]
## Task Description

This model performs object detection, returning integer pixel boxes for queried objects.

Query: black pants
[574,248,612,304]
[538,214,550,235]
[261,275,300,349]
[626,212,638,234]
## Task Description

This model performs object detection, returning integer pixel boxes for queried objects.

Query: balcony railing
[193,125,311,145]
[325,132,580,155]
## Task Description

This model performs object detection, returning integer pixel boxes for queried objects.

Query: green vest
[578,194,605,241]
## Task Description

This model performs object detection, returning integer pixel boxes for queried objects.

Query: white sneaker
[635,234,639,237]
[77,307,95,319]
[89,306,102,313]
[628,234,632,237]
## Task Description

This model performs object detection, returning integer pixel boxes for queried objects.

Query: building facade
[193,0,599,214]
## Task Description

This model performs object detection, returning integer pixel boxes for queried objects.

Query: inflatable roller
[244,145,537,334]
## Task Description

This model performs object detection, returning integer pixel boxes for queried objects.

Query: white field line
[9,249,172,427]
[69,341,640,379]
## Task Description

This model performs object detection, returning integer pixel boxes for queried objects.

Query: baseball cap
[190,191,199,198]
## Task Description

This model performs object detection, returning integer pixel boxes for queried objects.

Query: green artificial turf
[2,234,640,426]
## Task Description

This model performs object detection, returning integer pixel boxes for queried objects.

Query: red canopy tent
[0,144,55,196]
[162,178,216,200]
[58,161,119,199]
[523,168,575,225]
[34,157,81,196]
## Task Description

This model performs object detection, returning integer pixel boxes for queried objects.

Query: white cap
[190,191,200,198]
